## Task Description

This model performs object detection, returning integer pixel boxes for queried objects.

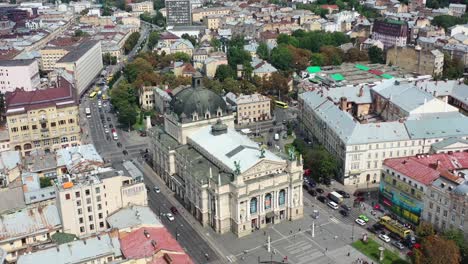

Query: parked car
[341,204,351,211]
[336,190,350,198]
[366,227,377,234]
[308,189,317,196]
[388,232,400,240]
[392,241,405,250]
[107,117,111,121]
[327,201,339,210]
[154,186,160,193]
[355,218,366,226]
[316,188,324,194]
[379,234,391,243]
[339,209,349,217]
[373,223,384,231]
[317,196,327,203]
[166,213,175,221]
[358,214,369,222]
[170,206,178,215]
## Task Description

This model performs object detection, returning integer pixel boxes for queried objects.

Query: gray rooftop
[23,186,56,205]
[0,185,26,214]
[430,137,468,152]
[451,84,468,106]
[323,86,372,104]
[56,144,104,173]
[0,59,35,67]
[405,116,468,139]
[17,233,121,264]
[107,205,163,230]
[122,160,143,182]
[149,126,180,150]
[57,40,100,63]
[24,150,57,173]
[188,126,283,174]
[0,150,21,171]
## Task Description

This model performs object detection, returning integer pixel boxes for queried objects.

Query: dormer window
[192,112,198,121]
[205,110,210,119]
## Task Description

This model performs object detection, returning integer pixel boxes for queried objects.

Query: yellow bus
[89,91,97,98]
[379,216,411,239]
[275,100,288,109]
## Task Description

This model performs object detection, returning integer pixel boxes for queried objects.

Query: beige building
[203,53,228,78]
[79,15,114,26]
[5,77,81,156]
[129,1,154,15]
[55,168,148,237]
[150,75,303,237]
[204,15,222,30]
[386,46,444,76]
[235,93,271,125]
[156,39,194,57]
[192,6,230,23]
[0,59,40,93]
[139,86,155,111]
[39,47,70,72]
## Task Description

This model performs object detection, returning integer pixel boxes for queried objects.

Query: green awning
[309,77,320,83]
[331,73,345,81]
[355,64,370,71]
[307,66,321,73]
[381,74,394,79]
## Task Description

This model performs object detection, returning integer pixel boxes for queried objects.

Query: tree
[416,235,461,264]
[211,38,221,51]
[40,177,52,188]
[74,29,88,37]
[256,42,270,60]
[261,72,289,97]
[310,53,325,66]
[270,45,293,71]
[203,78,223,94]
[80,8,89,16]
[173,52,191,62]
[147,31,160,50]
[182,33,197,47]
[443,229,468,264]
[223,78,241,94]
[117,101,137,129]
[103,53,117,65]
[368,46,385,64]
[288,46,312,71]
[432,15,468,31]
[344,48,361,62]
[319,46,344,65]
[215,65,235,81]
[415,221,435,238]
[124,32,141,54]
[227,46,251,70]
[443,53,464,80]
[124,57,153,83]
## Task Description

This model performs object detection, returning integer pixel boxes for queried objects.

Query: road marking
[329,217,340,224]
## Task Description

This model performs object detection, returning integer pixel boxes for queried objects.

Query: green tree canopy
[124,32,141,54]
[215,64,235,81]
[147,31,160,50]
[368,46,385,64]
[270,45,293,71]
[256,42,270,60]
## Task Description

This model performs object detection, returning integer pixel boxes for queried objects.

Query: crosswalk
[329,217,340,224]
[283,240,325,264]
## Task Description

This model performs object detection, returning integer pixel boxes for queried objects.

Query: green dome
[170,87,227,121]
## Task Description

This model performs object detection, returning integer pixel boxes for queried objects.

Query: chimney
[436,159,441,169]
[144,229,150,238]
[358,87,364,97]
[340,97,348,111]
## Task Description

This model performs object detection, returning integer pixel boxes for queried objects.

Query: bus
[379,216,411,239]
[89,91,97,98]
[85,108,91,118]
[275,100,288,109]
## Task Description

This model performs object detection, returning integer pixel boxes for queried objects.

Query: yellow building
[39,47,70,71]
[5,77,81,156]
[192,7,230,23]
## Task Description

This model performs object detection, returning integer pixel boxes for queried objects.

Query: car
[392,241,405,250]
[358,214,369,222]
[140,131,147,137]
[117,142,122,147]
[122,150,128,155]
[107,117,111,121]
[339,209,349,217]
[355,218,366,226]
[327,201,339,210]
[109,124,113,128]
[103,124,107,129]
[373,223,384,231]
[308,189,317,196]
[106,135,111,140]
[337,190,350,198]
[269,128,273,133]
[166,213,175,221]
[104,128,109,133]
[153,186,160,193]
[170,206,178,215]
[379,234,391,243]
[388,232,400,240]
[303,183,310,190]
[317,196,327,203]
[366,227,377,234]
[316,188,324,194]
[341,204,351,211]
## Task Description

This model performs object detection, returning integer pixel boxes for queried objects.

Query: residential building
[191,6,230,23]
[251,58,277,78]
[149,75,303,237]
[23,149,58,178]
[443,43,468,68]
[173,61,196,77]
[166,0,192,26]
[39,47,70,72]
[0,59,40,93]
[55,40,103,96]
[55,144,105,175]
[0,129,10,153]
[449,84,468,114]
[55,168,147,237]
[203,53,228,78]
[299,79,468,186]
[17,232,122,264]
[0,150,22,188]
[449,3,466,17]
[5,77,81,156]
[156,39,194,57]
[371,19,408,49]
[360,38,384,51]
[154,87,171,114]
[429,137,468,154]
[0,204,61,263]
[139,86,155,111]
[204,14,223,30]
[380,152,467,231]
[386,46,444,76]
[235,93,271,125]
[128,1,154,15]
[22,171,56,205]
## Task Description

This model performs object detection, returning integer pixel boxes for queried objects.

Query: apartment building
[299,79,468,186]
[55,168,147,237]
[166,0,192,26]
[5,77,81,156]
[139,86,155,111]
[0,59,40,93]
[128,1,154,15]
[0,204,62,263]
[381,152,467,232]
[39,47,70,72]
[55,40,103,96]
[0,150,22,188]
[372,19,408,49]
[386,46,444,76]
[192,7,231,23]
[234,93,271,125]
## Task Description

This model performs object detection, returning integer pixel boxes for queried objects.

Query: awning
[369,69,383,75]
[266,211,275,218]
[381,74,394,79]
[307,66,321,73]
[330,73,345,81]
[355,64,370,71]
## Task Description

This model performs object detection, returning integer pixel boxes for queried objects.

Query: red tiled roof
[260,30,278,40]
[383,152,468,185]
[48,37,81,47]
[159,31,180,40]
[5,77,77,115]
[321,4,339,9]
[119,227,193,264]
[182,63,196,73]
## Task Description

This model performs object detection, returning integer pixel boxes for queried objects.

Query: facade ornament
[234,161,241,175]
[288,146,296,161]
[259,146,266,158]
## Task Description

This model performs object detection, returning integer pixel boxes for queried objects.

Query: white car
[379,234,391,243]
[327,201,339,210]
[166,213,175,221]
[104,128,109,133]
[154,186,160,193]
[355,218,366,226]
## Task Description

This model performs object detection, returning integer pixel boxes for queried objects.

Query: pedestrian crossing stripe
[330,217,340,224]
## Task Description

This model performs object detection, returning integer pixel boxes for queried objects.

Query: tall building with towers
[165,0,192,26]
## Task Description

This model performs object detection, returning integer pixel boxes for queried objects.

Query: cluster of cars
[148,185,179,222]
[365,222,418,252]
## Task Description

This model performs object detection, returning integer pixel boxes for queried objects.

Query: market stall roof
[381,74,394,79]
[355,64,370,71]
[330,73,345,81]
[369,69,383,75]
[307,66,321,73]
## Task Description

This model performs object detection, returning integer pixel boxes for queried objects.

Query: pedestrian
[347,252,350,257]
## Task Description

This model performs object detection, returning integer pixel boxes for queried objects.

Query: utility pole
[312,221,315,238]
[352,223,355,241]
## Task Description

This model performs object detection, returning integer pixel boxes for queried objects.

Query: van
[274,133,279,141]
[327,201,339,210]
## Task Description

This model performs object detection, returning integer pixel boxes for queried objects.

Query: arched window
[278,189,286,206]
[265,193,272,210]
[250,197,257,214]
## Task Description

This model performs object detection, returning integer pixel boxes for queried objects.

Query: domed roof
[170,87,227,120]
[453,181,468,196]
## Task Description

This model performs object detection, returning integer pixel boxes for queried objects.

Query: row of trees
[296,0,380,19]
[103,53,118,65]
[140,11,166,27]
[432,14,468,31]
[123,32,141,54]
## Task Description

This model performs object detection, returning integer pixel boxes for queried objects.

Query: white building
[0,59,40,93]
[299,79,468,186]
[55,40,103,96]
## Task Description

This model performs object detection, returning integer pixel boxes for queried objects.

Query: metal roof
[405,116,468,139]
[107,206,163,230]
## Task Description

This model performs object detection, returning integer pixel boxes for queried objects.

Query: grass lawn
[352,238,409,264]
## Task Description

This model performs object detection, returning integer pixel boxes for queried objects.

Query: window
[250,197,258,214]
[76,200,81,206]
[98,213,103,219]
[71,136,76,141]
[264,193,272,210]
[80,226,85,233]
[75,191,80,198]
[436,206,440,213]
[51,122,56,127]
[61,137,68,143]
[87,206,92,213]
[99,222,105,228]
[58,120,66,125]
[90,224,94,230]
[85,189,90,195]
[95,187,100,194]
[65,193,71,200]
[89,215,93,221]
[68,119,74,124]
[86,198,91,204]
[32,125,37,130]
[444,210,448,217]
[52,138,58,144]
[78,208,82,215]
[97,204,102,210]
[96,196,101,202]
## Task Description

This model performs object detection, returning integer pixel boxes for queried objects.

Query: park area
[352,238,409,264]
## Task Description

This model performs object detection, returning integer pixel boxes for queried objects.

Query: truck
[328,191,344,204]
